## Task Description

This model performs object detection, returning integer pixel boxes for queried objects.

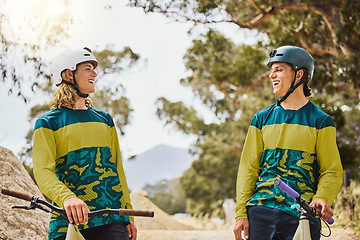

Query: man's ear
[295,69,304,82]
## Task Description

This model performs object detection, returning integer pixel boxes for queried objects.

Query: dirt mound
[0,146,49,240]
[130,191,196,230]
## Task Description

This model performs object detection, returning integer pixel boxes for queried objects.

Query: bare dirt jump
[0,146,358,240]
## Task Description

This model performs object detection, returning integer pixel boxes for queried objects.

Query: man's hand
[64,197,89,226]
[126,220,137,240]
[234,218,249,240]
[310,198,333,220]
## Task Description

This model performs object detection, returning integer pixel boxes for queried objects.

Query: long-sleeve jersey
[32,107,133,240]
[235,101,343,220]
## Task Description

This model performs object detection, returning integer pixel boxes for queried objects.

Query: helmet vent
[84,54,90,56]
[269,50,277,57]
[83,47,93,53]
[276,54,283,56]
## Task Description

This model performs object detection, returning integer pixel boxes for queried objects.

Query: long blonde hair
[49,71,93,109]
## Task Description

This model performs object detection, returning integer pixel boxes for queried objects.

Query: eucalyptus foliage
[130,0,360,215]
[0,0,73,102]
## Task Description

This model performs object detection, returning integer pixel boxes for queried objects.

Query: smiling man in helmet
[233,46,343,240]
[32,47,137,240]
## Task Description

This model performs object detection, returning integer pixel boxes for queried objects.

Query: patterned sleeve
[110,124,134,222]
[235,115,264,220]
[32,117,76,207]
[313,116,343,204]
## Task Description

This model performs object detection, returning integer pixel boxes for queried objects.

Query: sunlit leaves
[24,0,73,46]
[94,45,140,77]
[0,0,73,101]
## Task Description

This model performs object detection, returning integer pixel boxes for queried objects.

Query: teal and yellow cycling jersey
[32,107,133,240]
[235,101,343,220]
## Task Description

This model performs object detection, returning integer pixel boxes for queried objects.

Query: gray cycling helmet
[267,45,314,80]
[267,46,314,105]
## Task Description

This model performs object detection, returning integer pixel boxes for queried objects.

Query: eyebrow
[83,63,94,68]
[271,65,286,70]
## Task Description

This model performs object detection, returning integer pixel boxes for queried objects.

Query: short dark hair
[301,68,312,97]
[278,63,312,97]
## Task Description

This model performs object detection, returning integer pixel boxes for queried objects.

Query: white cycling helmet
[51,47,98,85]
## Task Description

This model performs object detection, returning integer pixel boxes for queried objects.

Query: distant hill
[123,144,195,191]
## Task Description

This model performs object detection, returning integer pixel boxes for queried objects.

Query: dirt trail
[138,230,233,240]
[137,228,359,240]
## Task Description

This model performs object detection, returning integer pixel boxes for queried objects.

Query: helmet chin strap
[277,70,307,106]
[71,70,89,98]
[57,71,89,98]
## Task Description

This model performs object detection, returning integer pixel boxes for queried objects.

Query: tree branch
[274,16,342,57]
[132,1,355,57]
[298,35,342,57]
[311,5,353,56]
[246,4,310,28]
[251,0,265,14]
[240,72,269,94]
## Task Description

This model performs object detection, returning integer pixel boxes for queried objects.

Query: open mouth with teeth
[273,81,280,87]
[89,80,94,84]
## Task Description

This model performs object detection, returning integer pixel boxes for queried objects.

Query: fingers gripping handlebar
[274,179,334,225]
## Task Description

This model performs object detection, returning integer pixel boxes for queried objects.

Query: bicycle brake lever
[11,199,51,213]
[12,205,37,210]
[35,203,51,213]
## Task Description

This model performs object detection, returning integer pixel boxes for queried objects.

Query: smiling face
[74,62,97,94]
[269,62,295,97]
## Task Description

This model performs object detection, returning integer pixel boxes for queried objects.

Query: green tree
[130,0,360,215]
[143,178,186,215]
[156,31,274,215]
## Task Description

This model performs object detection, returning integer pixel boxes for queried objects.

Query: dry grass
[333,181,360,238]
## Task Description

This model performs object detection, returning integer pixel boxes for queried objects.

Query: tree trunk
[343,169,351,187]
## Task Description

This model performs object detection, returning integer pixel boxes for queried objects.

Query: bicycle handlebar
[274,179,334,225]
[274,179,300,199]
[1,188,33,201]
[1,187,154,218]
